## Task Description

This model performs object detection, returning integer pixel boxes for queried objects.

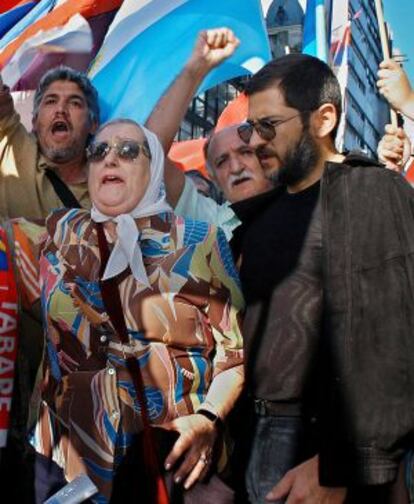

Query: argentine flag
[89,0,271,124]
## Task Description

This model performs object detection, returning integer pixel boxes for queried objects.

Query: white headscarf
[91,124,171,287]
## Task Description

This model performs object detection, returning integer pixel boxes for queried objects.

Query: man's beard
[40,143,82,164]
[277,129,320,186]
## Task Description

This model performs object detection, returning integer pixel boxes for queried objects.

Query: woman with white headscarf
[34,119,244,503]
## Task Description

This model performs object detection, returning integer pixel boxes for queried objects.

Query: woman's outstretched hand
[162,414,219,490]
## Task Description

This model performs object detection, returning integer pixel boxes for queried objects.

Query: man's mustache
[228,171,254,187]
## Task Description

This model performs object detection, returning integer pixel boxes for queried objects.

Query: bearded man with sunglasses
[233,53,413,504]
[149,44,414,502]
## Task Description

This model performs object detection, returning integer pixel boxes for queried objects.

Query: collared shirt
[33,209,244,502]
[174,177,240,241]
[0,109,90,219]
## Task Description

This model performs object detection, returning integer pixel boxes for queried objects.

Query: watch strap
[196,408,223,429]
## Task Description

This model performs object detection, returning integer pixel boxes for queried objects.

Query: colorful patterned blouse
[32,208,244,502]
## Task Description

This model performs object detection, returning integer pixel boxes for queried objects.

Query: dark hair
[33,66,100,125]
[245,54,342,140]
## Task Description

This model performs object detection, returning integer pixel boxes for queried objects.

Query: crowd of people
[0,26,413,504]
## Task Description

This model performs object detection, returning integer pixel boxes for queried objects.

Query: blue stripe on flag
[302,0,329,62]
[90,0,271,124]
[0,2,37,39]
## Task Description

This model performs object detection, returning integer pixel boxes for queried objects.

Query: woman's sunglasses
[86,139,152,162]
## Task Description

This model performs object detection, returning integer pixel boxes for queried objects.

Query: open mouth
[51,121,70,135]
[102,175,124,184]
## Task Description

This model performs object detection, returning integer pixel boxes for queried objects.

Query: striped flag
[2,14,93,90]
[0,0,35,14]
[0,0,122,91]
[0,1,38,39]
[89,0,271,123]
[0,0,55,51]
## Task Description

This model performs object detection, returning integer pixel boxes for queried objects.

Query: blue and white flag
[89,0,271,124]
[302,0,332,62]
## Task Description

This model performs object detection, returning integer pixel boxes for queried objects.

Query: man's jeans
[246,415,304,504]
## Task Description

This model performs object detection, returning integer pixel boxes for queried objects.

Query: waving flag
[0,0,33,13]
[0,0,55,51]
[0,1,37,39]
[0,0,121,91]
[90,0,271,124]
[2,14,93,90]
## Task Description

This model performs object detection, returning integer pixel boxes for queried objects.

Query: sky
[383,0,414,84]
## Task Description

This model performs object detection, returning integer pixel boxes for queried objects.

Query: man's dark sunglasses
[86,139,152,162]
[237,114,301,144]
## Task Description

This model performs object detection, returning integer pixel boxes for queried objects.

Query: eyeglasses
[237,114,301,144]
[86,139,152,162]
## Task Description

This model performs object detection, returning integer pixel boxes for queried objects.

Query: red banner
[0,228,18,448]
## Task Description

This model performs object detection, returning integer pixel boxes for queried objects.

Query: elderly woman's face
[88,123,151,216]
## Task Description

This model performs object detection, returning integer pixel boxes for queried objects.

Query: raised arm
[146,28,239,208]
[145,28,239,151]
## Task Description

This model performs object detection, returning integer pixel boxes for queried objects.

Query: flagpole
[373,0,398,127]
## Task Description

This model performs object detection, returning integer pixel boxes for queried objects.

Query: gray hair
[33,65,100,125]
[94,118,141,138]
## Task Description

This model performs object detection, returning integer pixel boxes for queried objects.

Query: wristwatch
[196,408,223,430]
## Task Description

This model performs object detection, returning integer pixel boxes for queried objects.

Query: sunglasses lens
[87,140,150,162]
[256,121,276,141]
[237,123,253,144]
[117,140,140,160]
[88,142,109,161]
